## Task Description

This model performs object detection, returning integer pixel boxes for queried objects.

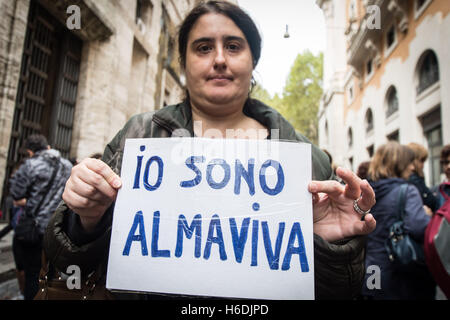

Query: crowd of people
[355,142,449,299]
[0,0,448,301]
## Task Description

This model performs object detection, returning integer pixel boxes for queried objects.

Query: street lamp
[284,24,290,38]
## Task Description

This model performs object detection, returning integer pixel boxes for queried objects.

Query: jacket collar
[151,99,297,140]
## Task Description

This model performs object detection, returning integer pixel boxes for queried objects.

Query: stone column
[0,0,30,201]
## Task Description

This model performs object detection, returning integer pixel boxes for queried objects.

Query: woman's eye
[227,43,240,51]
[197,45,212,53]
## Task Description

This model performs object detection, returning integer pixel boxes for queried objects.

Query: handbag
[15,161,60,245]
[385,183,426,269]
[34,252,115,300]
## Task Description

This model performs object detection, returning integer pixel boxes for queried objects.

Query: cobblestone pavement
[0,223,21,300]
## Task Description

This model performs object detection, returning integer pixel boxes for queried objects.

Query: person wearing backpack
[361,142,436,300]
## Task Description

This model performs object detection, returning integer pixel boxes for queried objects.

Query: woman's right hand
[62,158,122,232]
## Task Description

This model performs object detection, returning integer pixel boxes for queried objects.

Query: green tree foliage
[282,50,323,144]
[251,50,323,144]
[250,84,272,103]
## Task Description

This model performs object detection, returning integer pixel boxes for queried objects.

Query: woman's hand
[308,167,376,242]
[62,158,122,232]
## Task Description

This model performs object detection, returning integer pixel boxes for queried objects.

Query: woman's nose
[213,48,226,69]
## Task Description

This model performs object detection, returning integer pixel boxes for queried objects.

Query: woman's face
[417,158,425,171]
[404,162,415,179]
[443,155,450,180]
[184,13,253,116]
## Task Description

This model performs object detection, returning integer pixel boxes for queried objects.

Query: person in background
[407,142,438,214]
[432,144,450,210]
[361,141,435,300]
[357,161,370,180]
[9,134,72,300]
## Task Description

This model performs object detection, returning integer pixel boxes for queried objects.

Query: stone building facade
[0,0,205,212]
[316,0,449,186]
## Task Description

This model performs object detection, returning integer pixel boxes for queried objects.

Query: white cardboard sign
[106,138,314,299]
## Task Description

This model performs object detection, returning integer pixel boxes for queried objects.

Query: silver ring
[353,196,371,215]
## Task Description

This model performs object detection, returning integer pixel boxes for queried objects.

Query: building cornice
[347,0,385,68]
[38,0,115,41]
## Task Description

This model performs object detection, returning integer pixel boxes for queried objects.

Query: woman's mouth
[207,74,233,81]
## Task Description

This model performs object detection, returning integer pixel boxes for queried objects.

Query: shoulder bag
[15,161,60,245]
[385,183,426,270]
[34,252,115,300]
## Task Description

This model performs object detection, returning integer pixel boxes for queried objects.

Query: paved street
[0,223,22,300]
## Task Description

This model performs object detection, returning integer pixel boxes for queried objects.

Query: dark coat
[408,173,439,212]
[431,182,450,209]
[9,149,72,234]
[44,99,367,300]
[362,178,435,299]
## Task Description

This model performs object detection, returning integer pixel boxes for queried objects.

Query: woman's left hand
[308,167,377,242]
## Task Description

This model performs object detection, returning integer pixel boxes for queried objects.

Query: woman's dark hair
[178,1,262,70]
[357,161,370,180]
[441,144,450,162]
[24,134,48,153]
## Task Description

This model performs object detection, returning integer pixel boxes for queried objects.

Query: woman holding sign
[44,1,376,300]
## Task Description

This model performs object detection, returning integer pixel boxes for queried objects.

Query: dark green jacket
[44,99,366,300]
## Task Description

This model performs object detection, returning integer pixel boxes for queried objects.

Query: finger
[357,179,376,212]
[311,192,320,205]
[353,213,377,235]
[63,185,104,212]
[308,180,344,198]
[336,167,362,200]
[84,158,122,189]
[74,164,118,200]
[71,175,113,203]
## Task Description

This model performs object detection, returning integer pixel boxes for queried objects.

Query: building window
[416,50,439,95]
[348,85,354,103]
[416,0,428,11]
[365,108,374,134]
[387,130,399,142]
[386,86,399,118]
[415,0,432,19]
[367,145,374,158]
[422,107,442,186]
[386,25,396,49]
[135,0,153,31]
[349,0,357,21]
[366,59,373,76]
[348,128,353,148]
